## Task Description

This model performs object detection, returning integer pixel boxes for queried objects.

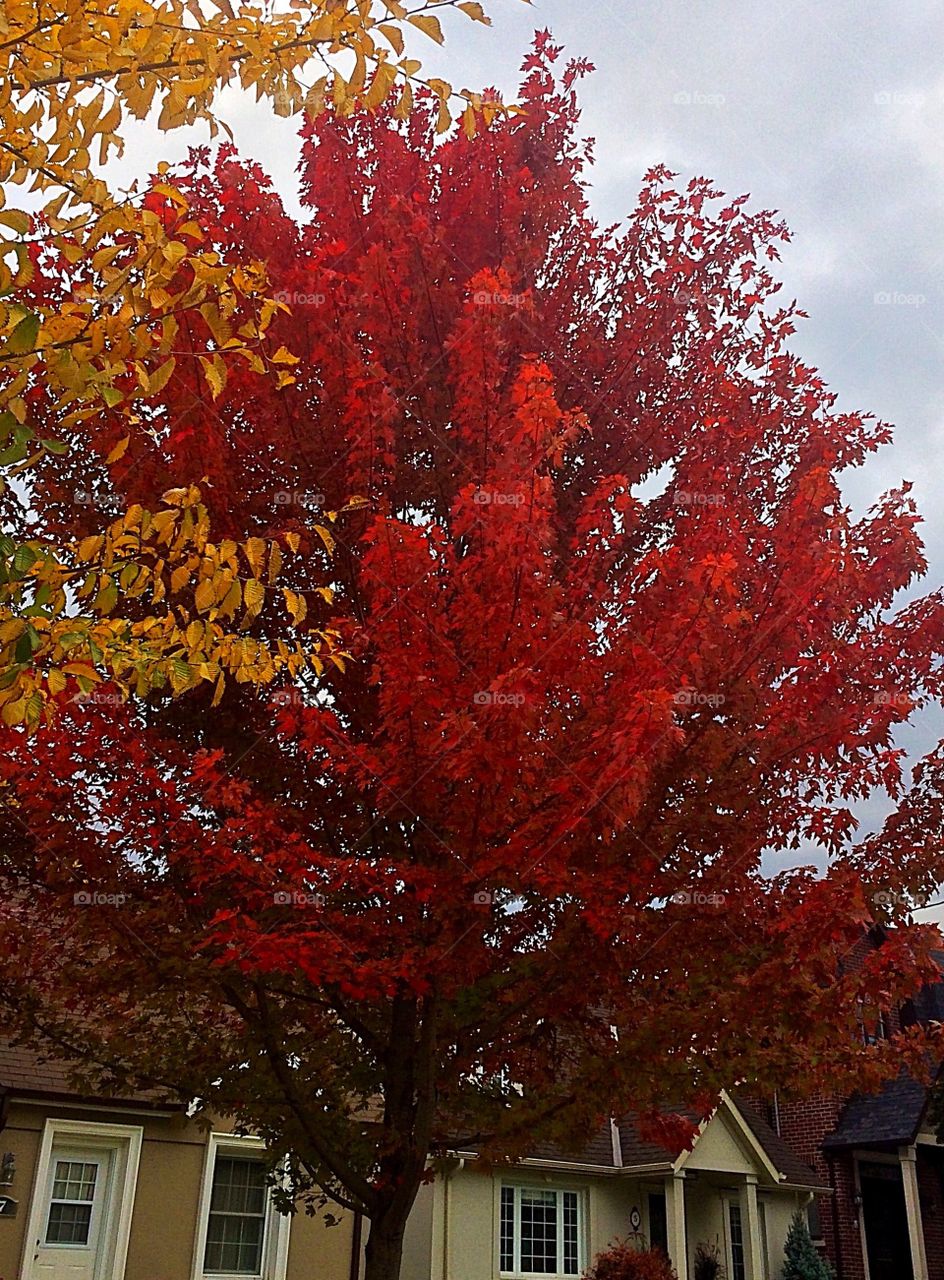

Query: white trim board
[19,1117,143,1280]
[191,1132,290,1280]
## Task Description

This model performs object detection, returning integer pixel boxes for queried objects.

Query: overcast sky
[112,0,944,910]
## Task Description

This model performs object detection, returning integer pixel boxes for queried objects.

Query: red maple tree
[2,36,943,1280]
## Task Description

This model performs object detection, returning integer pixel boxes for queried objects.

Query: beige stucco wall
[0,1100,355,1280]
[683,1114,757,1176]
[761,1189,809,1280]
[422,1162,637,1280]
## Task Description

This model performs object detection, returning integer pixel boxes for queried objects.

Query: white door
[31,1147,113,1280]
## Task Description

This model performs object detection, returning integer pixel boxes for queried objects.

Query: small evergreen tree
[783,1210,833,1280]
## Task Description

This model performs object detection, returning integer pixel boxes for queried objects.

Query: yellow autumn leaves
[0,485,344,729]
[0,0,508,722]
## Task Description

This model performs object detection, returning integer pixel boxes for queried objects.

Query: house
[753,934,944,1280]
[0,1043,360,1280]
[400,1092,825,1280]
[7,930,944,1280]
[0,1037,824,1280]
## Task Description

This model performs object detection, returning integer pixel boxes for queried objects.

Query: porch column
[900,1145,929,1280]
[739,1175,765,1280]
[664,1172,688,1280]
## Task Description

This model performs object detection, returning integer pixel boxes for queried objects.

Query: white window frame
[497,1181,586,1278]
[19,1117,143,1280]
[192,1133,290,1280]
[723,1197,747,1280]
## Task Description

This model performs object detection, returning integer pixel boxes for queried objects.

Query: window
[499,1185,582,1276]
[204,1156,268,1275]
[195,1135,290,1280]
[648,1192,668,1255]
[45,1160,99,1245]
[728,1203,746,1280]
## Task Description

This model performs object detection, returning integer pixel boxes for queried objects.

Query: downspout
[348,1210,363,1280]
[826,1153,842,1276]
[772,1090,782,1137]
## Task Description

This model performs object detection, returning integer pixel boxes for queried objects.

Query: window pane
[500,1186,515,1272]
[52,1160,97,1202]
[204,1155,267,1276]
[648,1192,668,1255]
[729,1204,746,1280]
[520,1189,558,1274]
[46,1201,93,1245]
[563,1191,579,1275]
[209,1158,267,1215]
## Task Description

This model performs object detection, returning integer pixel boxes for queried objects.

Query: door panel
[32,1148,113,1280]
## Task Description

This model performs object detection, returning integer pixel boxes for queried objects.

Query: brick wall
[919,1148,944,1280]
[771,1092,867,1280]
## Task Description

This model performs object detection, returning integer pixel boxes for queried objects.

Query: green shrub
[783,1210,834,1280]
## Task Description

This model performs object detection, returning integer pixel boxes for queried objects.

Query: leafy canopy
[1,34,942,1280]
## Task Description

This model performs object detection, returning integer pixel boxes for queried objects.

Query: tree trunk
[362,1208,408,1280]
